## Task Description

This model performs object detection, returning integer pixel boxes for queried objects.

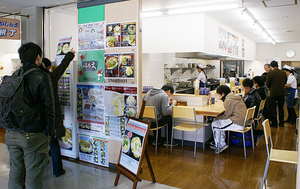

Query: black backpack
[0,68,38,130]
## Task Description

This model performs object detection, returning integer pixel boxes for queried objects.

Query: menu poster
[78,21,105,51]
[58,127,73,150]
[219,27,227,50]
[104,85,138,118]
[56,37,72,56]
[121,22,136,47]
[106,23,121,48]
[105,116,127,139]
[119,53,134,78]
[119,119,149,175]
[79,134,109,167]
[104,54,119,78]
[233,35,239,56]
[77,84,105,135]
[227,32,233,54]
[242,39,245,58]
[78,50,105,83]
[105,53,135,79]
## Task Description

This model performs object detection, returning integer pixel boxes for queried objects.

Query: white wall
[0,39,21,77]
[142,14,205,53]
[44,9,78,61]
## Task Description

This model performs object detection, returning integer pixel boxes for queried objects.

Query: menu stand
[114,117,156,189]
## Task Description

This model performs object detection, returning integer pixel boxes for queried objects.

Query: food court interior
[1,0,300,188]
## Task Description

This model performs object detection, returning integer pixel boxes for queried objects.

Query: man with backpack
[3,42,55,189]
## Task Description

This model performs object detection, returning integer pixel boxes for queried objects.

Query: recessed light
[283,30,293,32]
[281,15,288,19]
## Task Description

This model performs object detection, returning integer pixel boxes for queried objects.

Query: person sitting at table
[142,84,179,147]
[252,76,268,100]
[242,78,261,118]
[210,85,246,154]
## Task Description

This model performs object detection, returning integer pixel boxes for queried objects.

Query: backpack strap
[22,68,38,77]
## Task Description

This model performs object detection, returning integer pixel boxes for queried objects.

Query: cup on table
[211,97,215,104]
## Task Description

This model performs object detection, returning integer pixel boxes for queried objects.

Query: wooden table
[179,100,225,117]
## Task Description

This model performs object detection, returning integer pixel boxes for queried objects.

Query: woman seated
[210,85,247,154]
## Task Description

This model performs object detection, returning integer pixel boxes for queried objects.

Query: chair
[261,119,298,189]
[253,99,266,130]
[226,106,256,159]
[170,106,204,158]
[143,106,168,156]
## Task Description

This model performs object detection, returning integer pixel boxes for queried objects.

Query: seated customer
[210,85,247,154]
[242,78,261,118]
[142,84,178,146]
[253,76,268,100]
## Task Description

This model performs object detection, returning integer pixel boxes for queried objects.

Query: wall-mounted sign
[0,18,20,40]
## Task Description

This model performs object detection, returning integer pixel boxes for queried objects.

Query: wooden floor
[0,109,298,189]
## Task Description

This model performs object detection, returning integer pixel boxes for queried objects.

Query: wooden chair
[261,119,298,189]
[143,106,168,156]
[253,99,266,130]
[226,106,256,159]
[170,106,204,158]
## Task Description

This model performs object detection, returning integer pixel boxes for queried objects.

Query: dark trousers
[49,138,64,176]
[270,96,285,126]
[287,107,297,123]
[152,115,172,143]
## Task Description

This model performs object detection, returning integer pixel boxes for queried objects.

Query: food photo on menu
[106,23,121,48]
[118,53,134,78]
[124,94,137,118]
[58,127,73,150]
[121,22,136,47]
[105,54,119,78]
[122,130,143,161]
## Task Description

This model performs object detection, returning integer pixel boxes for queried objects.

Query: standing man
[40,49,75,177]
[142,84,178,146]
[261,63,271,83]
[266,61,287,127]
[5,42,55,188]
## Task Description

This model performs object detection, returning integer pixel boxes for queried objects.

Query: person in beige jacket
[211,85,247,154]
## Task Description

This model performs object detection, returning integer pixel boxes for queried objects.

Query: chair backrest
[258,99,266,112]
[138,100,147,119]
[244,106,256,125]
[143,106,157,120]
[262,119,272,146]
[172,106,195,120]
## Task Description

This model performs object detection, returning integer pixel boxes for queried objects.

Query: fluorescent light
[142,11,162,18]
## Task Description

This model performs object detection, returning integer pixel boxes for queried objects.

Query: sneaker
[214,145,228,154]
[210,141,215,146]
[210,145,217,150]
[163,141,179,147]
[152,141,161,146]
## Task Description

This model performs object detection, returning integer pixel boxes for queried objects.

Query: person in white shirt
[282,65,297,124]
[196,63,207,87]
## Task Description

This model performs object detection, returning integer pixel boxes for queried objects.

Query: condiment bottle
[194,80,200,96]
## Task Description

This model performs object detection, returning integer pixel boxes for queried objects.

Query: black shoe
[270,124,278,128]
[54,169,66,177]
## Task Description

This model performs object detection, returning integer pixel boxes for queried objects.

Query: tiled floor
[0,143,178,189]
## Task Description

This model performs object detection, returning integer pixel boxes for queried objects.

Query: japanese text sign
[0,18,20,40]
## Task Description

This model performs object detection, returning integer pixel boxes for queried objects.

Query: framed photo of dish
[121,22,136,47]
[106,23,121,48]
[119,53,134,78]
[104,54,119,78]
[119,118,150,175]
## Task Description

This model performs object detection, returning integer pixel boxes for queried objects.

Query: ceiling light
[142,11,162,18]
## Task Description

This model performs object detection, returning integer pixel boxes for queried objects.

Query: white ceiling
[0,0,299,44]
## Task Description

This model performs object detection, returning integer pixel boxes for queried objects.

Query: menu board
[78,21,106,51]
[78,50,105,83]
[119,119,149,174]
[106,22,136,48]
[58,76,71,106]
[78,134,109,167]
[105,116,127,139]
[77,84,105,135]
[104,53,134,79]
[56,37,71,56]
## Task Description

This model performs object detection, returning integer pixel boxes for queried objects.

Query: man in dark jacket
[5,42,55,189]
[40,49,75,177]
[242,78,262,118]
[266,61,287,127]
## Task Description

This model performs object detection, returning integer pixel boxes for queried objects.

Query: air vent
[262,0,297,8]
